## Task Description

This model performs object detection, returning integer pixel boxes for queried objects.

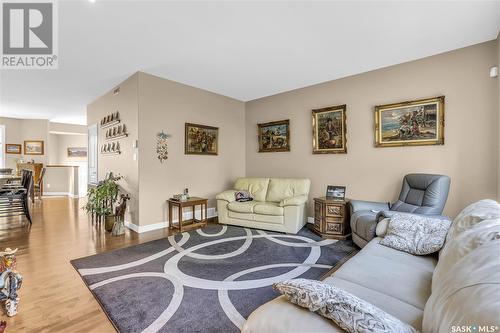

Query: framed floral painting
[312,105,347,154]
[374,96,444,147]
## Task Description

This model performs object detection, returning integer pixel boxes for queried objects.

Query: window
[0,125,4,168]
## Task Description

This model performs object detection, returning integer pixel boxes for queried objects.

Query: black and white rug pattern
[72,224,355,333]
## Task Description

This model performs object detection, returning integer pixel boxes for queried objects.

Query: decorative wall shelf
[101,119,120,129]
[105,133,128,141]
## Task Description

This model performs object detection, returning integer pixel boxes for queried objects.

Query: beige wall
[49,122,87,135]
[87,73,140,224]
[137,72,246,226]
[245,40,498,217]
[48,133,87,165]
[0,117,49,169]
[43,166,80,197]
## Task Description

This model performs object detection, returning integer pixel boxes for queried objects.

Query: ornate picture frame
[374,96,445,147]
[185,123,218,155]
[5,144,22,154]
[258,119,290,152]
[24,140,44,155]
[312,104,347,154]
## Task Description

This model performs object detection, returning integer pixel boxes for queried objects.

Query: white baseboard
[43,192,82,198]
[125,207,218,233]
[307,216,314,224]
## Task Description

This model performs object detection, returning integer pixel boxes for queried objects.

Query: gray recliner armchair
[350,173,451,248]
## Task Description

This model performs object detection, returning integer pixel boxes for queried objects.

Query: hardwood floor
[0,197,176,332]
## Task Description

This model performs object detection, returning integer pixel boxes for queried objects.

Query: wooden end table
[312,197,351,240]
[168,197,208,232]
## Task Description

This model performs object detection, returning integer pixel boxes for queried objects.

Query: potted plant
[84,173,122,232]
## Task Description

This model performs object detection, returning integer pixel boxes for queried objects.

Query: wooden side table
[168,197,208,232]
[313,197,351,240]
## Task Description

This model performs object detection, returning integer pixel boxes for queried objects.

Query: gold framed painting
[374,96,444,147]
[5,144,22,154]
[24,140,44,155]
[312,104,347,154]
[185,123,218,155]
[258,119,290,152]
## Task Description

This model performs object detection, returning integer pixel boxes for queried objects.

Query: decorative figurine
[156,131,171,163]
[0,248,23,317]
[112,194,130,236]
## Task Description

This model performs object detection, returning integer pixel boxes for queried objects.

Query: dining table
[0,174,22,189]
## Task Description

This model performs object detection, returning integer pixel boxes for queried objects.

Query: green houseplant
[84,173,122,231]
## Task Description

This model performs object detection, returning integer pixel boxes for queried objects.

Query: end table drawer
[325,205,342,217]
[325,222,343,235]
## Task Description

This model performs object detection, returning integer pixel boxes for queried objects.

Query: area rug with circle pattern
[71,224,356,333]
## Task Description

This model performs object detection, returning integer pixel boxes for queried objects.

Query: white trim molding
[125,207,218,233]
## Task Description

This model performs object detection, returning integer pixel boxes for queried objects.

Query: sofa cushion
[234,178,270,202]
[433,199,500,291]
[423,241,500,332]
[445,199,500,242]
[227,201,259,214]
[254,202,284,216]
[242,295,343,333]
[273,279,416,333]
[323,277,425,331]
[266,178,310,203]
[333,238,436,310]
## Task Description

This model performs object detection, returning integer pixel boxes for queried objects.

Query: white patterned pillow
[380,214,452,255]
[273,279,416,333]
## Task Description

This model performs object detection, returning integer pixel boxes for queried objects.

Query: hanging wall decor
[156,131,171,163]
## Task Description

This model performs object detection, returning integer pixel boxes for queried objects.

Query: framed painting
[67,147,87,158]
[258,119,290,152]
[24,140,44,155]
[5,144,22,154]
[326,185,346,200]
[374,96,445,147]
[185,123,218,155]
[312,104,347,154]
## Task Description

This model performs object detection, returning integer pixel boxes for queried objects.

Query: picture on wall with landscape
[185,123,218,155]
[258,119,290,152]
[67,147,88,158]
[312,104,347,154]
[375,96,444,147]
[24,140,44,155]
[5,144,21,154]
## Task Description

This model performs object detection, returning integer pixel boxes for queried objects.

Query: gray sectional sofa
[242,199,500,333]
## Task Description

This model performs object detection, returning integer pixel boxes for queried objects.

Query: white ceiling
[1,1,499,125]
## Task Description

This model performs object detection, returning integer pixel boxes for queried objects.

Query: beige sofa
[216,178,310,234]
[243,199,500,332]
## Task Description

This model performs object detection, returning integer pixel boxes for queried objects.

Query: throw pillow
[380,214,451,255]
[273,279,416,333]
[235,191,253,202]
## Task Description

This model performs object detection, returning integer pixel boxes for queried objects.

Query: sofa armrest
[216,190,237,203]
[350,200,390,213]
[279,195,308,207]
[375,210,451,222]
